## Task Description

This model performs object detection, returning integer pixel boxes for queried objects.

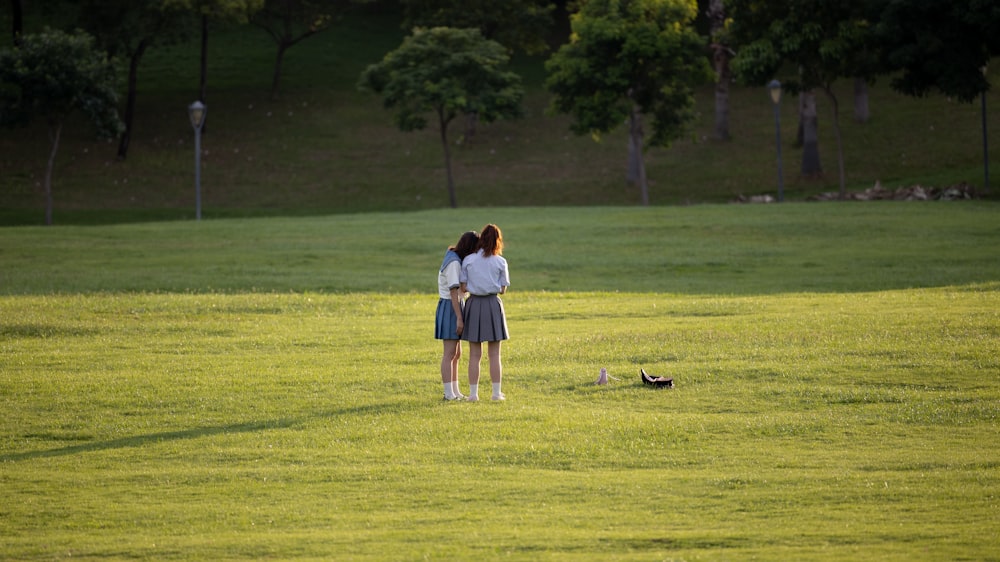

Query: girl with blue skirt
[436,231,479,400]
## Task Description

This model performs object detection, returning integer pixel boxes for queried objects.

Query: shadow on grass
[0,324,101,339]
[1,402,405,462]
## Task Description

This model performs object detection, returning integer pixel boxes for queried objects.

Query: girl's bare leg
[441,340,461,399]
[468,342,483,385]
[487,341,502,383]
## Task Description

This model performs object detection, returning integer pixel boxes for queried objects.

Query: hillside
[0,6,997,225]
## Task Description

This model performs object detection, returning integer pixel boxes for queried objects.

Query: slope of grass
[0,8,997,225]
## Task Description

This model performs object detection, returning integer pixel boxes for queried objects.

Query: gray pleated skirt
[462,294,508,342]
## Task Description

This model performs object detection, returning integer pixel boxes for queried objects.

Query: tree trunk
[11,0,23,46]
[794,92,805,148]
[628,107,649,206]
[270,41,289,100]
[712,54,732,141]
[627,133,640,184]
[853,77,870,123]
[464,111,478,140]
[439,110,457,208]
[823,86,848,199]
[45,121,62,226]
[708,0,731,141]
[117,38,149,160]
[800,90,822,178]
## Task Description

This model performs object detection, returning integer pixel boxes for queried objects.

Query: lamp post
[188,100,207,220]
[768,79,784,202]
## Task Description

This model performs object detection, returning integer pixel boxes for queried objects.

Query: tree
[707,0,733,141]
[729,0,878,198]
[76,0,193,159]
[872,0,999,103]
[400,0,554,138]
[0,29,123,225]
[164,0,264,123]
[359,27,524,209]
[545,0,711,205]
[400,0,555,55]
[252,0,370,100]
[10,0,23,46]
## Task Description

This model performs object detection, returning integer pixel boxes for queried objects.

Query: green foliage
[0,10,998,222]
[252,0,376,98]
[253,0,339,40]
[400,0,555,55]
[728,0,876,92]
[730,0,1000,104]
[359,26,523,132]
[162,0,266,23]
[872,0,1000,102]
[0,28,123,136]
[545,0,711,147]
[359,26,524,207]
[75,0,195,59]
[0,27,126,224]
[252,0,375,45]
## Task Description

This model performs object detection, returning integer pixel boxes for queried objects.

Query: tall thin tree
[10,0,23,46]
[546,0,711,205]
[0,29,123,225]
[707,0,732,141]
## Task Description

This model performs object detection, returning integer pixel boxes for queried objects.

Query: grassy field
[2,204,999,295]
[2,205,999,560]
[1,7,998,225]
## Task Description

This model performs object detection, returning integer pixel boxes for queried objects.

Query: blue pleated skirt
[462,294,508,342]
[435,298,462,340]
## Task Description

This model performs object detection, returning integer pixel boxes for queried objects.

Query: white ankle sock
[492,382,502,397]
[451,380,461,396]
[468,384,479,399]
[443,382,455,399]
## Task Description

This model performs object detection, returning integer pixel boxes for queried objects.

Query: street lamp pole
[768,80,784,202]
[188,101,207,221]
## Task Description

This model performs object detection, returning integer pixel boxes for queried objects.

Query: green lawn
[2,205,998,560]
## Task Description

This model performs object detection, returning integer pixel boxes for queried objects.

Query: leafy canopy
[358,26,524,132]
[74,0,194,59]
[728,0,877,93]
[873,0,1000,102]
[0,28,123,137]
[544,0,710,147]
[162,0,265,23]
[400,0,555,55]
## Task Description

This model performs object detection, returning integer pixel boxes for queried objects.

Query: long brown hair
[477,224,503,256]
[450,231,479,259]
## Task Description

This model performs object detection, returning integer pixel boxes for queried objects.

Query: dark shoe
[641,368,673,388]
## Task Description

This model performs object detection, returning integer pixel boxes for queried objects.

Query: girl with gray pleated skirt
[460,224,510,401]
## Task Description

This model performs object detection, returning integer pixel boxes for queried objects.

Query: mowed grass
[2,204,999,295]
[2,204,1000,560]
